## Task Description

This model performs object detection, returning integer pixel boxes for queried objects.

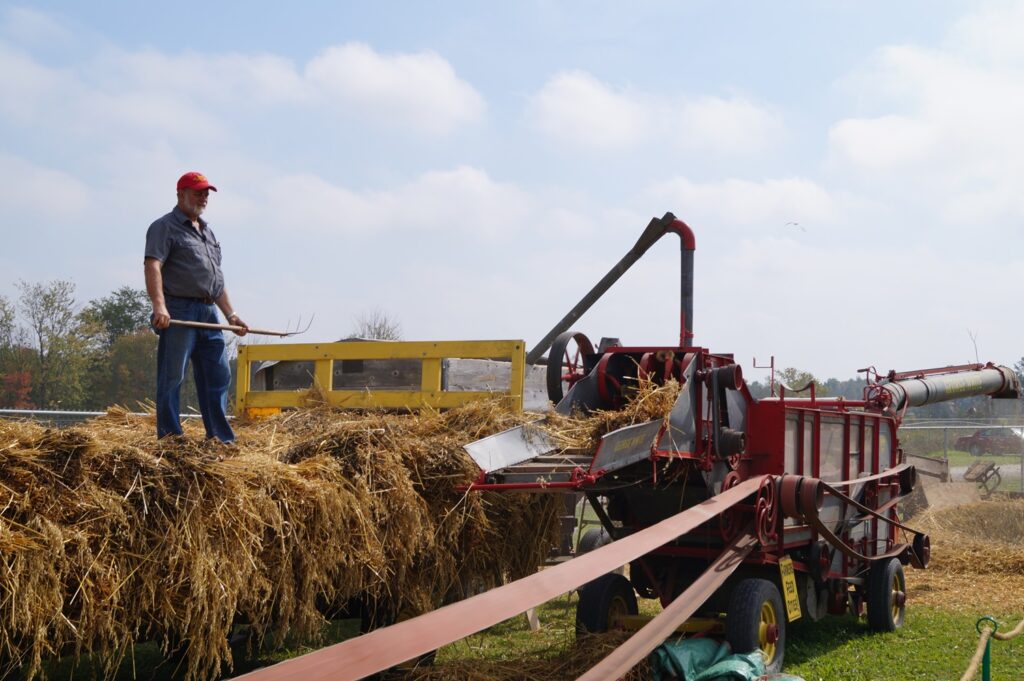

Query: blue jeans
[155,297,235,443]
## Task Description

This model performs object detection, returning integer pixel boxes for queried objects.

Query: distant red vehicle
[955,428,1024,456]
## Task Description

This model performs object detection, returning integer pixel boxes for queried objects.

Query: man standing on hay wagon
[144,171,248,444]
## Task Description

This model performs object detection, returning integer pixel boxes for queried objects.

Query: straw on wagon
[0,401,560,681]
[0,379,682,681]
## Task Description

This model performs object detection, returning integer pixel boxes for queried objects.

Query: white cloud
[1,6,72,46]
[0,36,483,142]
[0,154,91,222]
[0,45,68,121]
[529,70,783,155]
[828,114,938,172]
[828,7,1024,229]
[255,166,532,236]
[529,71,650,149]
[949,2,1024,66]
[306,43,485,134]
[675,95,784,154]
[98,49,308,106]
[647,177,836,229]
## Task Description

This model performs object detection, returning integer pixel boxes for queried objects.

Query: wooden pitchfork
[168,315,314,337]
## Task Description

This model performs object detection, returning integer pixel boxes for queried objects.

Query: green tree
[80,286,151,348]
[0,294,33,407]
[16,280,91,409]
[87,330,158,410]
[776,367,830,397]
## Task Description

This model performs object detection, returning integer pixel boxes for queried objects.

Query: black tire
[867,558,906,632]
[726,578,786,674]
[970,444,982,456]
[576,573,638,634]
[577,526,611,554]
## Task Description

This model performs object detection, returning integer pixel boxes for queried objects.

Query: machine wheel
[867,558,906,632]
[576,573,638,634]
[969,444,983,456]
[726,578,786,674]
[577,526,611,554]
[547,331,594,404]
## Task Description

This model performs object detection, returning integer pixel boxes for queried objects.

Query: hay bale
[0,401,561,681]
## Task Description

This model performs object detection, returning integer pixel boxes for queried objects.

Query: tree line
[0,281,200,412]
[0,281,1020,418]
[747,365,1024,420]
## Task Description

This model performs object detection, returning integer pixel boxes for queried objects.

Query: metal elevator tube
[525,212,697,364]
[879,365,1020,412]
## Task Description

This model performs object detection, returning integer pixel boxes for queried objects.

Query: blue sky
[1,2,1021,379]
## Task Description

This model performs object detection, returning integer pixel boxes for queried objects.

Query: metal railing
[235,339,527,415]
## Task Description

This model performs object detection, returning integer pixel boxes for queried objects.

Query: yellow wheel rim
[891,572,905,623]
[758,601,778,663]
[607,595,629,629]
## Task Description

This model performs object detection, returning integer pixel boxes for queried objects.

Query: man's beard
[186,198,206,218]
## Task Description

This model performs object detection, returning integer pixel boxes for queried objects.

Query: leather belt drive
[234,476,768,681]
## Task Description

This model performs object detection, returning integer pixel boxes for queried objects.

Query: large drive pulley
[547,331,594,404]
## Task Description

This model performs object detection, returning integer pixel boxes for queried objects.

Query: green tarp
[649,638,805,681]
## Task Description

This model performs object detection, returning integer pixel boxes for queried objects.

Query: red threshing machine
[462,212,1020,674]
[238,213,1020,681]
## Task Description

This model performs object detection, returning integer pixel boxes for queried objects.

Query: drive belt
[780,470,926,565]
[234,475,768,681]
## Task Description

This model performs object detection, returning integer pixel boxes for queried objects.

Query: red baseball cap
[176,171,218,192]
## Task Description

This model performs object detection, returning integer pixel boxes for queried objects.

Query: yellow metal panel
[243,389,505,410]
[508,341,525,412]
[421,358,442,392]
[235,344,250,413]
[242,340,523,362]
[235,339,527,413]
[314,359,333,392]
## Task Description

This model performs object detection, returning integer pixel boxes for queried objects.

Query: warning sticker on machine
[778,556,802,621]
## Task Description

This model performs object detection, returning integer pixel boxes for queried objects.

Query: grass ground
[42,572,1024,681]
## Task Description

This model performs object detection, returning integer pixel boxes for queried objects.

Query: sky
[0,1,1021,381]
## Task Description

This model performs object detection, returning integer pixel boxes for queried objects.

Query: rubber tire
[726,578,786,674]
[577,526,611,554]
[970,444,982,456]
[867,558,906,632]
[576,573,638,635]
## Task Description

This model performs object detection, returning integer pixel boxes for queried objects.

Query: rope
[959,627,994,681]
[959,615,1024,681]
[994,616,1024,641]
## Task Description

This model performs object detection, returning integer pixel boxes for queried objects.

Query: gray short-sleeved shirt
[145,206,225,300]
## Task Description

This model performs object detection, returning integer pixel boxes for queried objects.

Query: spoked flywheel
[547,330,594,404]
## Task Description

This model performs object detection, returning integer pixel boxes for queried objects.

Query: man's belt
[168,294,215,304]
